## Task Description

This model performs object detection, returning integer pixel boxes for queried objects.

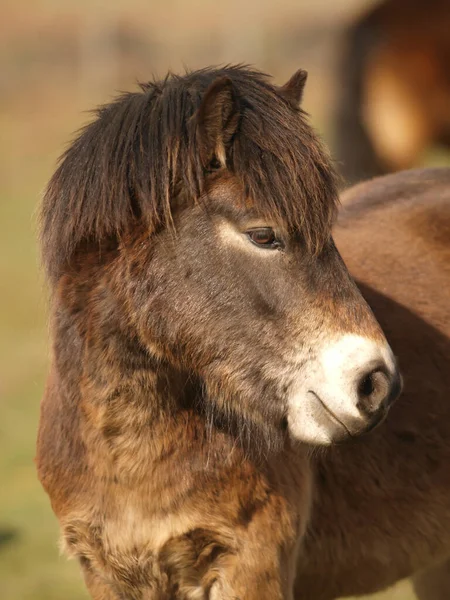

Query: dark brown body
[38,67,371,600]
[334,0,450,184]
[38,158,450,599]
[298,168,450,599]
[35,66,444,600]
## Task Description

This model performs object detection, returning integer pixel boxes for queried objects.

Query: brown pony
[334,0,450,185]
[36,66,401,599]
[297,167,450,599]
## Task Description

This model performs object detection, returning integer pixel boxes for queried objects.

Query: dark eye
[246,228,281,249]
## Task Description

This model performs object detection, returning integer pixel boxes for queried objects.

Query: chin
[287,413,351,446]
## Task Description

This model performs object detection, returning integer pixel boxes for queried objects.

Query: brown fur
[297,168,450,599]
[36,66,402,600]
[334,0,450,185]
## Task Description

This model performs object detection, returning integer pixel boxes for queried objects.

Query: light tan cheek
[213,220,247,249]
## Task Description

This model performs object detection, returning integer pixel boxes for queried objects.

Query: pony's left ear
[280,69,308,108]
[196,76,240,170]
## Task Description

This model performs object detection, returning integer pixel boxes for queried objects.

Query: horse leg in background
[413,558,450,600]
[331,13,387,185]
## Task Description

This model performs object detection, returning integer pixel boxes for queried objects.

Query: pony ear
[280,69,308,108]
[196,76,240,170]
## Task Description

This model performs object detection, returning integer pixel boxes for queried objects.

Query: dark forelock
[40,65,338,282]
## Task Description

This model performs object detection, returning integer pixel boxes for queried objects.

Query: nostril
[358,373,376,398]
[356,368,390,414]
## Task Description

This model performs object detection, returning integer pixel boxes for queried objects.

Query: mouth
[308,389,391,441]
[308,390,353,439]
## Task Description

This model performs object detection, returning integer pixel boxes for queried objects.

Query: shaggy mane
[41,65,338,281]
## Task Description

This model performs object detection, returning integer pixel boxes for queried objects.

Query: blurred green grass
[0,196,86,597]
[0,127,89,595]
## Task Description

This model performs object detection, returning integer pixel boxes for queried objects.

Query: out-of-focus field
[0,0,428,598]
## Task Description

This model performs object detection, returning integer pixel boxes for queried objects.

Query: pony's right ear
[196,77,240,170]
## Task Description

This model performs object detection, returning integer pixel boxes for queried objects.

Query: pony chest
[63,500,206,589]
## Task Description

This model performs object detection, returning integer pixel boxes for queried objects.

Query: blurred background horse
[333,0,450,184]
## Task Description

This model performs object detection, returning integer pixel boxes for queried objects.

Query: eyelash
[246,228,283,250]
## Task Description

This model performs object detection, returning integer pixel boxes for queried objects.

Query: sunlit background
[1,0,448,598]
